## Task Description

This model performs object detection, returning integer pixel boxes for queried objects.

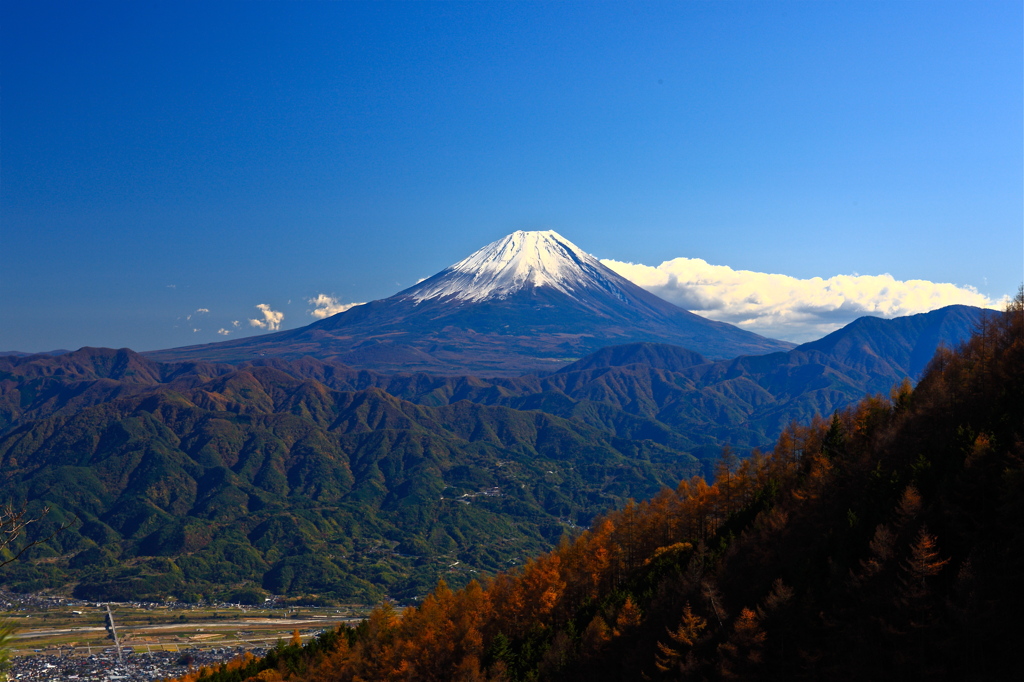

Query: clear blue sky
[2,1,1021,352]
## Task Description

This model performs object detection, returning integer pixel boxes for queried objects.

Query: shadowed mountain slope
[554,342,708,374]
[795,303,986,378]
[1,306,992,456]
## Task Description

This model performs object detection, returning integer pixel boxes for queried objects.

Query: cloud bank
[309,294,363,319]
[249,303,284,331]
[602,257,1003,343]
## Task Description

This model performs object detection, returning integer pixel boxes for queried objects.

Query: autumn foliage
[179,290,1024,680]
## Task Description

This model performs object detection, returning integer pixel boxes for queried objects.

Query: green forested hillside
[0,368,698,602]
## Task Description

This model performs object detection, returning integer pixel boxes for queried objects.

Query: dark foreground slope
[202,292,1021,680]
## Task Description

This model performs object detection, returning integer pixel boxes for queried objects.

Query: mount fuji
[148,231,793,374]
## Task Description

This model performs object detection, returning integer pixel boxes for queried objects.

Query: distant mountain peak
[147,230,796,373]
[403,230,623,303]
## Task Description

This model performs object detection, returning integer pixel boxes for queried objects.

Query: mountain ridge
[1,305,990,457]
[796,303,986,378]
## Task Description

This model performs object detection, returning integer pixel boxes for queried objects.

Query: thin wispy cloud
[196,308,209,314]
[309,294,363,319]
[602,257,1003,343]
[249,303,284,331]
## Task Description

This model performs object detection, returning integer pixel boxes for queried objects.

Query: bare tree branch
[0,503,78,569]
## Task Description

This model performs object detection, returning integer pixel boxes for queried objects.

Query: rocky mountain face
[145,231,793,374]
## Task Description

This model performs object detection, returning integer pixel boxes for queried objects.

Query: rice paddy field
[2,592,370,658]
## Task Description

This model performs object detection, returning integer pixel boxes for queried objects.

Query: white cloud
[217,328,231,336]
[232,320,240,327]
[192,328,201,333]
[602,257,1004,343]
[309,294,364,319]
[196,308,210,314]
[249,303,284,331]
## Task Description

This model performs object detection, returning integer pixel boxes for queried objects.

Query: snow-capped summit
[148,230,795,374]
[403,230,627,303]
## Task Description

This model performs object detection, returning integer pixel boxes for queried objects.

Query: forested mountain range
[0,304,986,454]
[170,291,1022,680]
[0,304,988,602]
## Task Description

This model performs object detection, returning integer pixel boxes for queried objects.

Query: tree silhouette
[0,503,75,568]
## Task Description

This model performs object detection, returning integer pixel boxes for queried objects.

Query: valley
[7,603,359,655]
[2,591,367,682]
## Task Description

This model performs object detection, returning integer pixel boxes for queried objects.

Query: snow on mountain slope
[146,230,796,373]
[404,230,630,303]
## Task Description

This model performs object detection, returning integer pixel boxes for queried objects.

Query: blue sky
[2,1,1021,351]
